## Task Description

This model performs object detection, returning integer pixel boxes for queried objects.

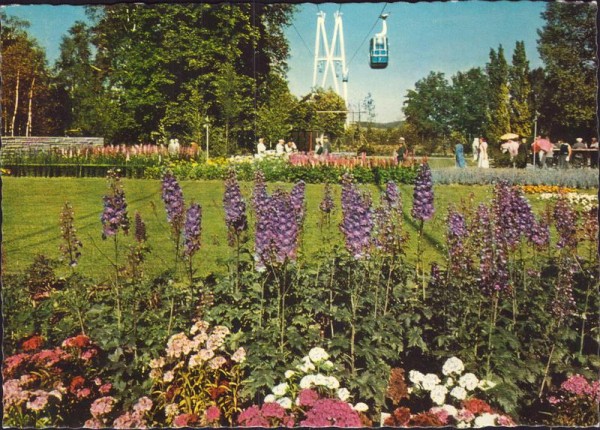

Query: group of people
[255,138,298,158]
[453,137,490,168]
[533,136,598,168]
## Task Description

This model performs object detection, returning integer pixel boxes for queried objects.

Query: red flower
[22,335,44,351]
[384,407,411,426]
[410,411,443,427]
[63,334,91,349]
[99,383,112,395]
[173,413,199,427]
[3,353,30,377]
[77,387,92,398]
[462,398,494,415]
[70,375,86,393]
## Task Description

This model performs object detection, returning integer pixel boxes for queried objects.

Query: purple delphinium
[134,211,147,243]
[384,181,400,209]
[223,169,247,246]
[183,203,202,258]
[161,172,186,239]
[553,196,579,249]
[60,201,83,267]
[101,170,130,239]
[340,173,373,259]
[476,204,510,295]
[269,189,299,264]
[252,170,269,216]
[290,180,306,225]
[446,208,472,276]
[373,181,405,255]
[319,183,335,214]
[552,257,577,321]
[411,163,434,221]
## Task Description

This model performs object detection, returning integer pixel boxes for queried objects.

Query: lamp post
[204,116,209,162]
[532,111,539,168]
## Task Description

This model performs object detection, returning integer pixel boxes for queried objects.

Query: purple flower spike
[270,189,299,264]
[476,204,509,295]
[183,203,202,258]
[223,169,247,245]
[101,170,130,239]
[340,173,373,259]
[552,257,577,321]
[290,180,306,225]
[411,163,434,221]
[252,170,269,217]
[553,196,578,249]
[134,212,147,243]
[161,172,186,237]
[384,181,400,209]
[319,183,335,214]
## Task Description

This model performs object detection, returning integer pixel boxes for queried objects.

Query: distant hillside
[353,120,403,129]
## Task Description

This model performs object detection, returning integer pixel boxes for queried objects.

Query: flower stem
[539,343,555,398]
[485,293,499,378]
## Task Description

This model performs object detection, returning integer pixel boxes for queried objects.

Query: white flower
[276,397,292,409]
[442,404,458,417]
[163,371,174,383]
[337,388,350,401]
[450,386,467,400]
[231,347,246,363]
[474,413,498,427]
[442,357,465,376]
[422,373,441,391]
[354,402,369,412]
[326,376,340,390]
[445,377,455,387]
[477,379,497,391]
[314,373,328,386]
[299,375,316,389]
[308,347,329,363]
[408,370,425,386]
[188,353,204,368]
[322,360,335,370]
[272,382,289,396]
[459,373,479,391]
[264,394,276,403]
[165,403,179,418]
[297,361,316,373]
[285,370,296,379]
[430,385,448,405]
[456,421,470,428]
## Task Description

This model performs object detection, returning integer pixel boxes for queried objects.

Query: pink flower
[3,379,29,407]
[113,411,147,429]
[237,406,269,427]
[133,396,153,414]
[261,402,286,419]
[497,414,515,426]
[62,334,91,349]
[91,396,116,418]
[429,406,450,424]
[456,408,475,423]
[22,335,44,351]
[81,348,98,361]
[99,383,112,395]
[206,405,221,422]
[561,374,592,396]
[3,353,30,377]
[548,396,560,405]
[297,389,320,408]
[300,398,362,427]
[77,388,92,398]
[173,413,200,427]
[84,418,104,428]
[26,393,49,411]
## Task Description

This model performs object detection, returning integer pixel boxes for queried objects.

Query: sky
[2,2,548,123]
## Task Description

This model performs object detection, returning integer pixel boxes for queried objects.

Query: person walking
[536,135,552,168]
[557,139,572,169]
[397,137,406,165]
[454,141,466,168]
[477,137,489,168]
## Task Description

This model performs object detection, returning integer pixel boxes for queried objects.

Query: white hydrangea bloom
[450,386,467,400]
[272,382,288,396]
[474,413,498,427]
[337,387,350,401]
[308,347,329,363]
[442,357,465,376]
[285,370,296,379]
[314,373,328,386]
[442,404,458,417]
[322,360,335,370]
[430,385,448,405]
[276,397,293,409]
[264,394,276,403]
[297,360,316,373]
[326,376,340,390]
[422,373,442,391]
[459,373,479,391]
[299,375,316,389]
[445,377,455,387]
[354,402,369,412]
[408,370,425,386]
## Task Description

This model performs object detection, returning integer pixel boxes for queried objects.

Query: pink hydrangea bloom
[298,389,320,407]
[3,379,29,407]
[113,411,147,429]
[561,374,592,396]
[90,396,116,418]
[300,398,362,427]
[261,402,286,419]
[173,413,200,427]
[133,396,153,414]
[237,406,269,427]
[206,405,221,422]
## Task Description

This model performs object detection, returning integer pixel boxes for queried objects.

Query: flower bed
[3,166,598,427]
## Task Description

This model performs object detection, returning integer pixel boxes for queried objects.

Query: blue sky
[2,2,547,123]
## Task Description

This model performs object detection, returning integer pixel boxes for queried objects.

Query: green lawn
[2,177,551,281]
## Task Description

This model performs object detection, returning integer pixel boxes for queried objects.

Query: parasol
[500,133,519,140]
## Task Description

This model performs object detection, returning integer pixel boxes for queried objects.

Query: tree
[485,45,511,144]
[303,88,347,142]
[256,74,297,146]
[508,41,533,139]
[448,67,489,143]
[403,71,452,153]
[537,2,597,138]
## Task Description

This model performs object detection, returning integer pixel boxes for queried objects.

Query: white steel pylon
[312,11,348,106]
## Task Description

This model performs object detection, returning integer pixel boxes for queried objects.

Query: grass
[0,177,571,282]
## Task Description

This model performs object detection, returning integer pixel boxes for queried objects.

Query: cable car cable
[347,2,388,66]
[291,21,313,57]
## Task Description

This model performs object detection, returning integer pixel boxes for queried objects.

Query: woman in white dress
[472,138,480,162]
[478,138,489,168]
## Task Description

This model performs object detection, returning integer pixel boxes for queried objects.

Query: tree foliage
[537,2,597,138]
[485,45,511,144]
[508,41,533,139]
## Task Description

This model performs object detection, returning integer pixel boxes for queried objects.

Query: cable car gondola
[369,14,389,69]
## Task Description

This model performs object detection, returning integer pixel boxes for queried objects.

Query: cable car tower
[312,11,348,105]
